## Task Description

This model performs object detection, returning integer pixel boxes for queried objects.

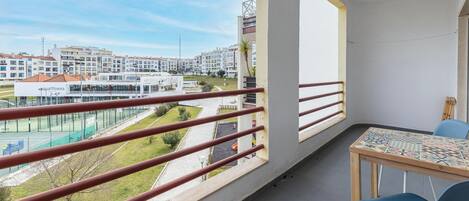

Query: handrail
[0,88,264,120]
[299,81,343,88]
[299,101,343,117]
[299,91,343,103]
[0,88,266,201]
[299,111,343,131]
[129,145,265,201]
[0,107,264,168]
[20,127,265,201]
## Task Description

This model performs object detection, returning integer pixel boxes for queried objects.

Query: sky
[0,0,242,58]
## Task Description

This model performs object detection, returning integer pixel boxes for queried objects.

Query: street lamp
[198,155,207,181]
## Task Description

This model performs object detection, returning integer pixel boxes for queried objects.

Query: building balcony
[1,0,469,201]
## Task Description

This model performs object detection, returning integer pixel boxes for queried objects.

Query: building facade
[0,54,60,81]
[14,72,184,101]
[196,45,239,78]
[1,44,240,80]
[51,46,113,76]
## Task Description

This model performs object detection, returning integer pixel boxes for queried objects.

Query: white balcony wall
[348,0,459,131]
[299,0,341,128]
[198,0,463,200]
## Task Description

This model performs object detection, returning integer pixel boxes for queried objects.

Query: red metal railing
[0,88,265,201]
[299,81,344,131]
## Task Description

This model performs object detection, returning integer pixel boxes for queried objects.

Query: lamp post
[198,155,207,181]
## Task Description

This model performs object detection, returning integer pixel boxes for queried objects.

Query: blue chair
[363,181,469,201]
[378,120,469,200]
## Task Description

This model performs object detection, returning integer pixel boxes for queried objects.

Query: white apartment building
[2,45,234,80]
[123,56,161,72]
[197,45,239,78]
[51,46,113,76]
[0,54,60,81]
[112,56,125,73]
[160,58,178,73]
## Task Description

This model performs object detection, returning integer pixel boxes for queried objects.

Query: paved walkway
[151,96,236,201]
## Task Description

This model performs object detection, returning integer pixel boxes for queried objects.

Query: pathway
[150,96,236,201]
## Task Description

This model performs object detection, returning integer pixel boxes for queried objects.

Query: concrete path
[151,96,236,201]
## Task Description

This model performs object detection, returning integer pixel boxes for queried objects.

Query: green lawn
[208,166,228,178]
[218,108,238,123]
[11,106,202,201]
[0,85,14,99]
[184,76,238,91]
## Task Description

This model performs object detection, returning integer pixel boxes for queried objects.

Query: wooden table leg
[350,152,361,201]
[370,162,379,198]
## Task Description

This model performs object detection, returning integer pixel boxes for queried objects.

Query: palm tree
[239,39,253,77]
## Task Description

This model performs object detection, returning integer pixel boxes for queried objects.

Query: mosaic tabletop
[351,127,469,171]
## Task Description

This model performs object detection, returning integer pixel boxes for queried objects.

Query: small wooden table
[349,127,469,201]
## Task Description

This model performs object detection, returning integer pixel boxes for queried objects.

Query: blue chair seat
[362,193,427,201]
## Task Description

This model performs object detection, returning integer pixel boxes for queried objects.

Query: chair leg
[378,164,383,193]
[403,171,407,193]
[428,176,437,201]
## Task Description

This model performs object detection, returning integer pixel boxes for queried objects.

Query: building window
[10,60,16,65]
[19,73,24,77]
[10,73,16,77]
[0,66,6,71]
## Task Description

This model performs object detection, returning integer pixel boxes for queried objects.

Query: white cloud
[1,31,177,50]
[137,10,235,36]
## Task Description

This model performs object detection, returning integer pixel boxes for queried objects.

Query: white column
[237,15,254,164]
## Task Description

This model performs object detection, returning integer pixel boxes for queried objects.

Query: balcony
[1,0,469,201]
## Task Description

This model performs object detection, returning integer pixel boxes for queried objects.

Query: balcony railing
[299,81,344,131]
[0,88,265,201]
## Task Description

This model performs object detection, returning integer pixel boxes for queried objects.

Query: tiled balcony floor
[246,125,456,201]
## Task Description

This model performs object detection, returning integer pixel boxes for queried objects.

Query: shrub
[201,83,214,92]
[162,132,181,149]
[179,111,191,121]
[217,70,226,78]
[199,80,207,86]
[147,136,154,144]
[155,105,168,117]
[178,107,187,116]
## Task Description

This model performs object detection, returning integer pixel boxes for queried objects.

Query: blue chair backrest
[433,120,469,139]
[438,181,469,201]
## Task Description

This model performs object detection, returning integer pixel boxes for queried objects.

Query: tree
[155,105,168,117]
[207,70,211,76]
[240,39,253,77]
[179,111,191,121]
[217,70,226,78]
[162,132,181,149]
[39,149,110,201]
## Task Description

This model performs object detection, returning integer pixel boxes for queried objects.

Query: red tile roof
[44,74,81,82]
[21,74,51,82]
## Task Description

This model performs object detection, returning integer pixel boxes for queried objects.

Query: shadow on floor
[246,125,456,201]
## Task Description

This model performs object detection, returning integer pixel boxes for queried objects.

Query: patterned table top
[351,127,469,170]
